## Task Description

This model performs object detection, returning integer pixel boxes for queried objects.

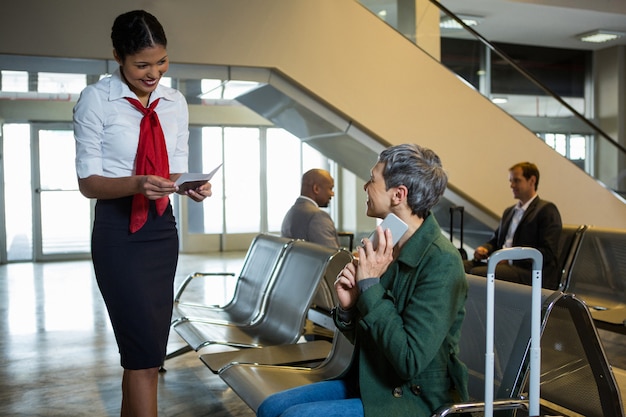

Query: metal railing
[432,0,626,198]
[359,0,626,198]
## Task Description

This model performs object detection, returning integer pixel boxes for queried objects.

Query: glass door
[33,124,91,260]
[2,123,32,262]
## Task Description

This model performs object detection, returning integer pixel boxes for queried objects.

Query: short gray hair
[378,144,448,218]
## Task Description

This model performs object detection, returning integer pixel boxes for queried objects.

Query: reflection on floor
[1,253,625,416]
[0,253,255,417]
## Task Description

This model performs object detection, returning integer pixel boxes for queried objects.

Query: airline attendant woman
[73,10,212,417]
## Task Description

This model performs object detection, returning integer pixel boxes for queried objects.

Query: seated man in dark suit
[281,168,340,248]
[464,162,562,289]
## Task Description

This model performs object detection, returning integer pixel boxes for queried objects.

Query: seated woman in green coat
[257,143,469,417]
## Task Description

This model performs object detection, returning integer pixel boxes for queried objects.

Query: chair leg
[165,345,194,361]
[160,345,195,372]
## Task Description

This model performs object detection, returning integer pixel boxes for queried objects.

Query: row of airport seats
[558,224,626,334]
[165,234,351,366]
[217,276,623,416]
[167,233,625,416]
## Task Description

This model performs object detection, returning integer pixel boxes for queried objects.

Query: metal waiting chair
[219,272,548,415]
[200,246,353,374]
[170,240,352,358]
[539,293,624,417]
[434,275,623,416]
[166,234,293,361]
[217,325,354,412]
[562,225,626,333]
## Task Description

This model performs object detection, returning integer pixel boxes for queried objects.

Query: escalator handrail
[431,0,626,155]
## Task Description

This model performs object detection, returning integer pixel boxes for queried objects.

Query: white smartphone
[365,213,409,250]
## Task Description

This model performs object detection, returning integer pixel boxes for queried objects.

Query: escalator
[234,78,497,249]
[194,0,626,239]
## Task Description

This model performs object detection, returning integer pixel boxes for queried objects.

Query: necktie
[503,206,523,248]
[125,97,170,233]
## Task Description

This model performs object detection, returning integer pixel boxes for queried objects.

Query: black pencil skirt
[92,196,179,370]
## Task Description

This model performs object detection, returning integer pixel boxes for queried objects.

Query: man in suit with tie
[281,168,340,248]
[464,162,562,289]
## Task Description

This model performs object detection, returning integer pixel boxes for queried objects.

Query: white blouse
[73,69,189,179]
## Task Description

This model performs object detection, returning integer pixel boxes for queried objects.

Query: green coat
[336,214,468,417]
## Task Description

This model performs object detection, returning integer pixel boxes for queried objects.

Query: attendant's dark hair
[378,144,448,218]
[111,10,167,61]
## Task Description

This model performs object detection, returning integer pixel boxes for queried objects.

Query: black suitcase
[449,205,468,260]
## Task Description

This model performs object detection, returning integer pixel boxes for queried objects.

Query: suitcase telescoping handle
[486,247,543,417]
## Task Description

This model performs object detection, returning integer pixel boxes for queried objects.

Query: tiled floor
[1,253,626,417]
[0,253,255,417]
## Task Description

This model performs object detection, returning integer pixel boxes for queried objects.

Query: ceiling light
[491,97,508,104]
[577,30,625,44]
[440,14,482,30]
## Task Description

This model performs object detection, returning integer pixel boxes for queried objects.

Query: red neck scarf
[125,97,170,233]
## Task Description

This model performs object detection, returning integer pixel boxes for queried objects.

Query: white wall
[2,0,626,228]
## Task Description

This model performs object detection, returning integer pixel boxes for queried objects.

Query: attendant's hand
[184,182,213,202]
[139,175,177,199]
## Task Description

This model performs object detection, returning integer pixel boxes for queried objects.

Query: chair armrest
[174,271,237,303]
[337,232,354,251]
[431,398,528,417]
[201,339,332,373]
[307,307,335,331]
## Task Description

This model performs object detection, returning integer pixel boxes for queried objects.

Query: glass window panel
[492,42,589,98]
[37,72,86,94]
[222,81,261,99]
[200,127,225,234]
[224,127,260,233]
[39,130,79,190]
[302,143,328,171]
[440,38,482,90]
[198,79,261,100]
[38,130,90,254]
[544,133,556,150]
[553,133,567,156]
[3,124,33,261]
[200,79,225,99]
[267,129,302,232]
[40,191,91,254]
[570,135,586,160]
[1,70,28,92]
